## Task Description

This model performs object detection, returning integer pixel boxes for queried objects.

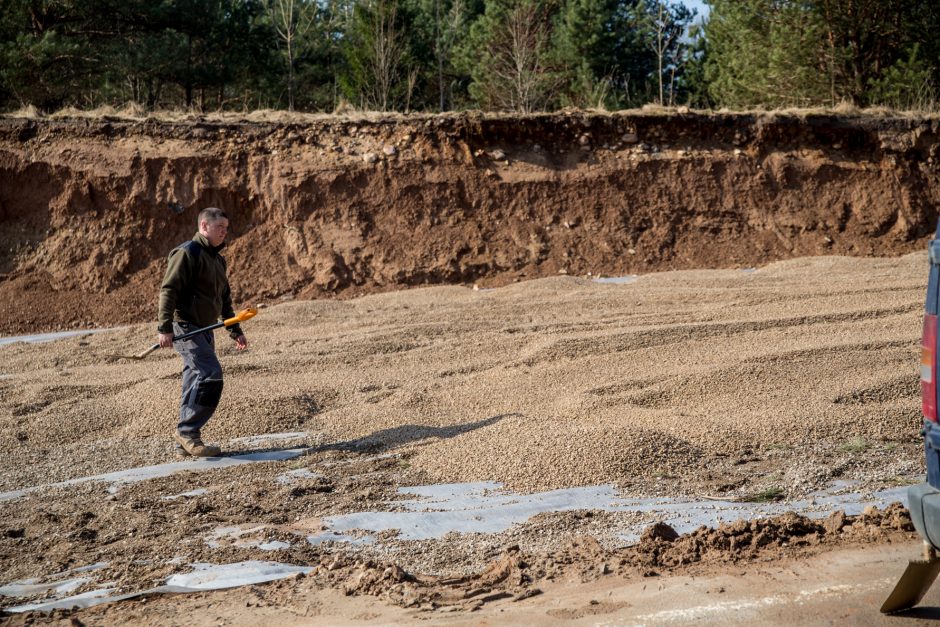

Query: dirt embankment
[1,111,939,334]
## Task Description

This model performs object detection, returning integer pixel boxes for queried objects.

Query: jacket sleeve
[157,248,192,334]
[219,257,243,339]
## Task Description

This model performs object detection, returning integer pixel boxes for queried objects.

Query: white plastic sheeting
[0,448,307,502]
[3,561,312,614]
[593,275,639,284]
[307,481,910,545]
[0,327,122,347]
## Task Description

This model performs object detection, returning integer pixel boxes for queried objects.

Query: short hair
[198,207,228,226]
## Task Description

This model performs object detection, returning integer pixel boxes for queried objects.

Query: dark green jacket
[157,233,243,339]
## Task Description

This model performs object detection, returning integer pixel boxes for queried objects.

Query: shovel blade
[106,343,160,362]
[881,557,940,613]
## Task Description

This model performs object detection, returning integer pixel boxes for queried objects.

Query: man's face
[201,217,229,247]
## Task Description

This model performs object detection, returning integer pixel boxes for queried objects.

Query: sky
[683,0,710,21]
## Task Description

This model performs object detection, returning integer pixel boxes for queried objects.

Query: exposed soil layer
[2,110,939,334]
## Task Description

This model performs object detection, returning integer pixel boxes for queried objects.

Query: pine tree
[704,0,939,109]
[638,0,695,106]
[263,0,316,111]
[869,44,935,110]
[455,0,562,112]
[339,0,418,111]
[705,0,828,108]
[551,0,693,109]
[552,0,631,108]
[0,0,100,109]
[408,0,477,111]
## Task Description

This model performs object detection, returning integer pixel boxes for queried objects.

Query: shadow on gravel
[890,606,940,619]
[311,413,516,453]
[221,414,514,461]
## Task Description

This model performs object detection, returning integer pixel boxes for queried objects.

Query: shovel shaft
[170,308,255,343]
[122,324,223,360]
[135,343,160,359]
[171,321,226,343]
[111,309,255,361]
[108,307,258,359]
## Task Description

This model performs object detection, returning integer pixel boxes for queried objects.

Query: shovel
[109,307,258,361]
[880,542,940,613]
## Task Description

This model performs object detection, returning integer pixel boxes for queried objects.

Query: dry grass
[3,103,940,124]
[0,106,397,124]
[9,104,40,118]
[48,105,120,119]
[772,101,940,120]
[831,100,861,115]
[117,101,147,119]
[169,108,412,124]
[332,97,357,116]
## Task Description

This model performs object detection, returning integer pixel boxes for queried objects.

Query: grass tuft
[840,437,869,454]
[10,104,41,118]
[745,486,785,502]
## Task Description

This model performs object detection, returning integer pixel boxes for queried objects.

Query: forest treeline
[1,0,938,114]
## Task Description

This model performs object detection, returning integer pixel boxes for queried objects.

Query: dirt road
[4,542,934,625]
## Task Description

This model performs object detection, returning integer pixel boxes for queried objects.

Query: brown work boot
[174,433,221,457]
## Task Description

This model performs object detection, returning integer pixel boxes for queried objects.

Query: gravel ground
[0,252,929,617]
[0,252,926,496]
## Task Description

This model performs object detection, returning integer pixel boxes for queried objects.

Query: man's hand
[158,332,174,348]
[235,334,249,350]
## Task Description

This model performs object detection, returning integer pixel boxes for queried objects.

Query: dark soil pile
[1,110,939,334]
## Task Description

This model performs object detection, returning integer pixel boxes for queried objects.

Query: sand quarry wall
[1,111,939,334]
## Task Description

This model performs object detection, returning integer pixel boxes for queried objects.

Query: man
[158,207,248,457]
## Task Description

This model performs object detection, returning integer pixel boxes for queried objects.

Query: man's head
[198,207,229,247]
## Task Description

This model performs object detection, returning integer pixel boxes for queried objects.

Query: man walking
[158,207,248,457]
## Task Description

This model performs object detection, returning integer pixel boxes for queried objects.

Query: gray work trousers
[173,322,224,438]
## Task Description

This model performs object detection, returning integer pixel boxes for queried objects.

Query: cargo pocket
[195,378,224,408]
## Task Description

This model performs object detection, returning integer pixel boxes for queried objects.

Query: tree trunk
[436,0,445,111]
[287,40,295,111]
[185,34,194,108]
[657,3,664,105]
